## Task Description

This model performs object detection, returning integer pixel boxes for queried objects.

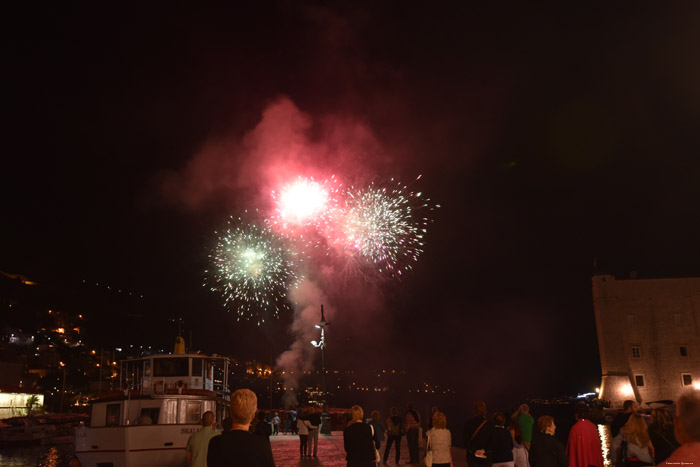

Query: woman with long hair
[612,414,655,467]
[426,411,452,467]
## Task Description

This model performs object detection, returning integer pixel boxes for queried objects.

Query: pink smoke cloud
[157,96,386,213]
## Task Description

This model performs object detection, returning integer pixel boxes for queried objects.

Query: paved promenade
[270,432,467,467]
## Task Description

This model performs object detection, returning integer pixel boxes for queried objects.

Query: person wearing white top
[297,410,314,458]
[426,411,452,467]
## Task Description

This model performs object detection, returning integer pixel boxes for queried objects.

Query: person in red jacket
[566,404,603,467]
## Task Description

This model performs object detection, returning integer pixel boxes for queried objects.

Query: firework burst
[337,178,436,278]
[207,216,300,324]
[270,176,341,232]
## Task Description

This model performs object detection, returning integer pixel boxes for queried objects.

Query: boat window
[186,401,201,424]
[192,357,203,377]
[153,358,189,377]
[138,408,160,425]
[106,403,120,426]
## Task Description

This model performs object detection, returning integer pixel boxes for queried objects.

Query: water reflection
[598,423,612,467]
[0,444,74,467]
[41,446,59,467]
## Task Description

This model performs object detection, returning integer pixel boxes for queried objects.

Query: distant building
[593,274,700,408]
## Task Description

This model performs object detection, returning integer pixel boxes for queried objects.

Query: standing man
[463,401,494,467]
[307,406,322,458]
[187,411,218,467]
[610,400,636,438]
[207,389,275,467]
[565,404,603,467]
[290,407,298,435]
[404,403,422,464]
[513,404,535,450]
[660,388,700,466]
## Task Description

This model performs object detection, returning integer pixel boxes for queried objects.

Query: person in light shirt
[186,411,217,467]
[426,411,453,467]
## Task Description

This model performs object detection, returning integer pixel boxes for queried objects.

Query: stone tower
[593,274,700,408]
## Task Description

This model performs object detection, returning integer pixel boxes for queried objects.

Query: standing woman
[384,407,403,465]
[344,405,377,467]
[297,409,311,458]
[492,413,515,467]
[529,416,568,467]
[426,411,452,467]
[369,410,386,451]
[611,414,655,467]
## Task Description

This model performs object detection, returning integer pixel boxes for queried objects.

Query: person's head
[371,410,380,421]
[622,413,650,447]
[674,388,700,444]
[230,388,257,426]
[650,407,672,429]
[257,411,267,421]
[623,400,637,413]
[433,411,447,429]
[574,403,586,421]
[493,412,506,427]
[474,401,487,417]
[350,405,364,422]
[390,406,399,417]
[519,404,529,415]
[407,403,414,410]
[201,411,215,427]
[538,415,555,434]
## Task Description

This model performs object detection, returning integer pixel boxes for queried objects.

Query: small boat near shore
[1,413,87,447]
[74,337,230,467]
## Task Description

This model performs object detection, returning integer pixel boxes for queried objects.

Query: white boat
[74,338,230,467]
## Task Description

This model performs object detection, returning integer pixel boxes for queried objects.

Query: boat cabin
[88,353,230,428]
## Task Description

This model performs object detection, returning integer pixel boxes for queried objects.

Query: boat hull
[75,424,202,467]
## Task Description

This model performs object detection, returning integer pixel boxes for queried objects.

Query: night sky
[4,3,700,405]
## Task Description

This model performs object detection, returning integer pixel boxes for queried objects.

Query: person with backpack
[384,406,403,465]
[405,403,422,464]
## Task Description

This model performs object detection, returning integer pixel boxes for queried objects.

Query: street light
[311,304,331,434]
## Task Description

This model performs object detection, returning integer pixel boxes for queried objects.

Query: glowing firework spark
[207,217,299,324]
[338,178,436,278]
[271,176,340,229]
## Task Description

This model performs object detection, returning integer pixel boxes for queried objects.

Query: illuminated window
[632,347,641,358]
[634,375,645,387]
[106,403,120,426]
[682,374,693,386]
[680,346,688,357]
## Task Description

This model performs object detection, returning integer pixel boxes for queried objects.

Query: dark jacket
[344,421,376,467]
[529,431,568,467]
[462,415,494,464]
[208,429,275,467]
[492,426,514,463]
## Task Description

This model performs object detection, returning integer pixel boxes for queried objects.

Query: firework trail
[206,215,301,324]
